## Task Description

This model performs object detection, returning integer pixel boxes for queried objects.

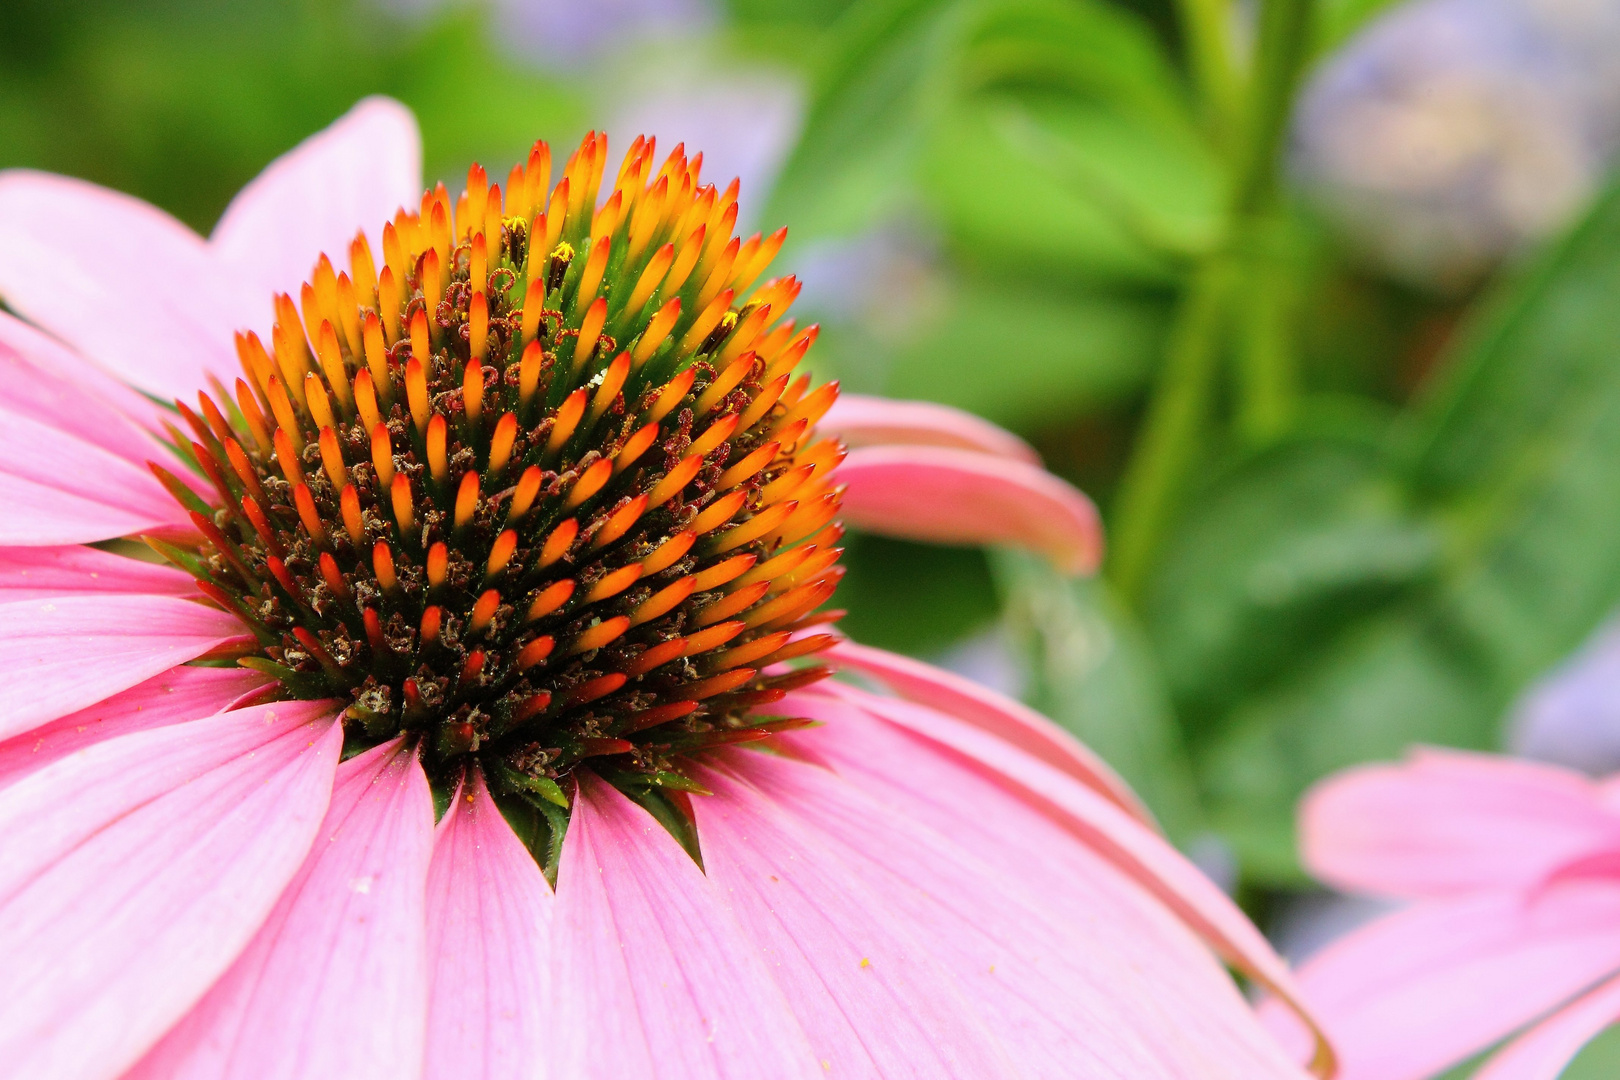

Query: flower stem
[1234,214,1298,442]
[1109,259,1232,602]
[1231,0,1316,218]
[1176,0,1244,149]
[1229,0,1316,441]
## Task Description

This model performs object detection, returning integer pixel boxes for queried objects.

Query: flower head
[0,98,1327,1079]
[150,123,852,857]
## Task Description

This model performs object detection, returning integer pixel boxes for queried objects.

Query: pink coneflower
[0,98,1330,1079]
[1269,748,1620,1079]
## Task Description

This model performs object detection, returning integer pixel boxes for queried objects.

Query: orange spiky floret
[155,131,837,823]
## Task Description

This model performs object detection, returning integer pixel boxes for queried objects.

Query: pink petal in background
[818,394,1041,463]
[1272,885,1620,1080]
[1473,969,1620,1080]
[836,444,1103,575]
[1301,749,1620,899]
[0,700,341,1080]
[128,738,435,1080]
[424,768,554,1080]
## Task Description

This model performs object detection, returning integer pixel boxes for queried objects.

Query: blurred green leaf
[768,0,959,237]
[1410,178,1620,701]
[1175,178,1620,883]
[929,0,1222,273]
[1147,426,1440,718]
[995,549,1202,838]
[921,93,1218,283]
[1200,612,1492,882]
[771,0,1217,283]
[881,274,1167,427]
[0,1,582,233]
[835,534,999,656]
[1567,1025,1620,1079]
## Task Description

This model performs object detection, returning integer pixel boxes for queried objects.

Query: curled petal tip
[819,393,1042,465]
[835,444,1103,575]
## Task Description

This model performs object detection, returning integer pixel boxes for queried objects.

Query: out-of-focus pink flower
[0,98,1327,1078]
[1268,747,1620,1079]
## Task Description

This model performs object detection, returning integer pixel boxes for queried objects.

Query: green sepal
[431,780,454,823]
[630,786,703,867]
[148,462,215,516]
[607,773,703,867]
[494,787,570,887]
[143,535,216,582]
[646,770,712,796]
[236,656,326,698]
[490,760,571,808]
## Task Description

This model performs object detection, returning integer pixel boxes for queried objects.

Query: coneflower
[0,98,1330,1080]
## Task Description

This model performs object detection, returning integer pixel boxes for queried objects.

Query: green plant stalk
[1175,0,1245,150]
[1109,258,1233,602]
[1232,0,1316,217]
[1110,0,1317,599]
[1230,0,1316,440]
[1234,214,1299,442]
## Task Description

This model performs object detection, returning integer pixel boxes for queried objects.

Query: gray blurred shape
[1293,0,1620,291]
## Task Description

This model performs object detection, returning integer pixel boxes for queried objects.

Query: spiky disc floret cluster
[154,132,844,856]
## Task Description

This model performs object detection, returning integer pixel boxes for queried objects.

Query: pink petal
[0,665,265,788]
[1270,885,1620,1080]
[0,315,173,463]
[0,700,341,1080]
[0,545,195,602]
[212,96,422,304]
[1301,748,1620,898]
[818,393,1041,463]
[694,747,1308,1078]
[823,638,1152,823]
[548,772,822,1080]
[794,680,1334,1075]
[0,170,259,402]
[1473,969,1620,1080]
[423,768,553,1080]
[129,739,435,1080]
[0,594,246,741]
[836,444,1103,574]
[0,402,189,543]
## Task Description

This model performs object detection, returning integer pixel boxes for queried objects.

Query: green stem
[1108,259,1232,602]
[1232,0,1316,217]
[1107,0,1317,599]
[1176,0,1244,150]
[1234,215,1298,441]
[1229,0,1316,440]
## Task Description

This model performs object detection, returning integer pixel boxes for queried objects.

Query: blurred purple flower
[1293,0,1620,290]
[606,60,803,229]
[1509,614,1620,773]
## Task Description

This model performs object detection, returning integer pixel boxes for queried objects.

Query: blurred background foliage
[9,0,1620,977]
